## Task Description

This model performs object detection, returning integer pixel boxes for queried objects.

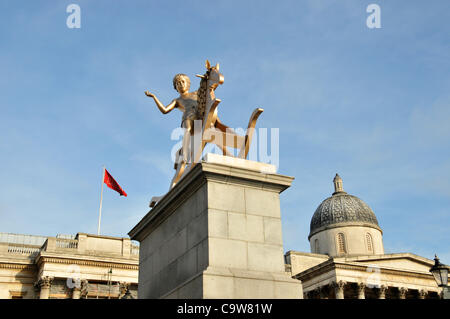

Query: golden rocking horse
[149,60,263,207]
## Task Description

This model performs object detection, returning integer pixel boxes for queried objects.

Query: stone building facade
[0,232,139,299]
[285,174,447,299]
[1,173,447,299]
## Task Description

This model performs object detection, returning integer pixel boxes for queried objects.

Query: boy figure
[145,74,199,164]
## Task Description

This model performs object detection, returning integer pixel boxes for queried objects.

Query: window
[366,233,373,252]
[337,233,347,254]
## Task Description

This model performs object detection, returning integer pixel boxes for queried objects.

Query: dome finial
[333,173,345,195]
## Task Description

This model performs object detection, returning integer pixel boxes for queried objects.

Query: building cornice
[0,263,36,271]
[295,260,437,282]
[337,252,435,267]
[36,256,139,270]
[75,232,131,241]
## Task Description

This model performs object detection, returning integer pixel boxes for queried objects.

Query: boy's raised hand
[145,91,155,98]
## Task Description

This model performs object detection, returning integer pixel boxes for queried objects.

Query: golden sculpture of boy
[145,74,199,164]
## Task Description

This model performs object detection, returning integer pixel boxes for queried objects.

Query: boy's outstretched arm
[145,91,177,114]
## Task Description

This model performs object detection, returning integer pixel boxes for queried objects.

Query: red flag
[103,169,127,197]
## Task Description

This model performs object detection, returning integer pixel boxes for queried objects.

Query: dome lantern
[333,173,346,195]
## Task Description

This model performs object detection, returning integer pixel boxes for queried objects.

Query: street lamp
[429,255,449,299]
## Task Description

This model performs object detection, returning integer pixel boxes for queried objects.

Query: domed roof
[309,174,381,238]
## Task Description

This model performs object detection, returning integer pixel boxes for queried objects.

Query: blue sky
[0,1,449,264]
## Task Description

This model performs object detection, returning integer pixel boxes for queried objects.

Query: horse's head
[198,60,224,90]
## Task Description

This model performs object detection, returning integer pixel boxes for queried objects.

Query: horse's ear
[215,63,220,71]
[205,60,211,70]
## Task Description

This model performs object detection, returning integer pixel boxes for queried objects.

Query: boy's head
[173,74,190,92]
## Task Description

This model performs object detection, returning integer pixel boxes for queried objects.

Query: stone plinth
[129,155,303,299]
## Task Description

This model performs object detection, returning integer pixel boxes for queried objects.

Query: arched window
[366,233,373,252]
[314,239,320,253]
[337,233,347,254]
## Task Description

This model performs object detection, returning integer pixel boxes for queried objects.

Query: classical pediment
[338,253,434,273]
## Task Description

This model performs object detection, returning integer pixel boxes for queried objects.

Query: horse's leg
[193,99,221,164]
[170,161,186,188]
[169,148,186,188]
[216,116,249,156]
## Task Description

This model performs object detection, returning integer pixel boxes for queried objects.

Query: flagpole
[98,166,105,235]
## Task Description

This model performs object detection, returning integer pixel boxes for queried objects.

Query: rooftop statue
[145,60,263,207]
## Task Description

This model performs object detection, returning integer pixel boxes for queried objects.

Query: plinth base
[162,266,302,299]
[129,155,302,299]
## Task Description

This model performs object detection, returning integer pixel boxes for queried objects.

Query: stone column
[442,286,450,299]
[378,285,388,299]
[357,282,366,299]
[38,276,53,299]
[399,287,408,299]
[119,282,130,298]
[331,280,346,299]
[33,281,41,299]
[72,287,81,299]
[80,280,89,299]
[418,289,427,299]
